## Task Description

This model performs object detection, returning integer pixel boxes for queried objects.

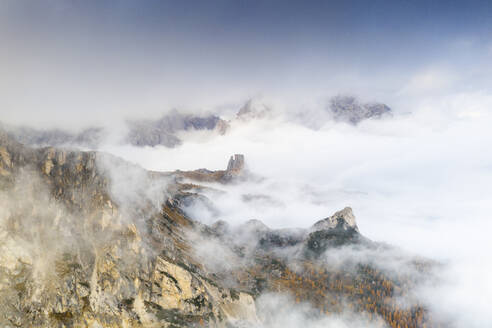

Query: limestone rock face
[0,134,259,328]
[0,146,12,176]
[226,154,245,173]
[310,207,359,233]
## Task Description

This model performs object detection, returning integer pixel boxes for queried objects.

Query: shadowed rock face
[206,207,364,256]
[304,226,364,258]
[126,110,228,148]
[329,95,392,124]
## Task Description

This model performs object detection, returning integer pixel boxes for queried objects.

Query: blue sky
[1,0,491,125]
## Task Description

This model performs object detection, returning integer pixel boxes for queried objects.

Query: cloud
[2,83,491,326]
[254,293,387,328]
[1,2,492,326]
[399,68,456,96]
[93,90,492,326]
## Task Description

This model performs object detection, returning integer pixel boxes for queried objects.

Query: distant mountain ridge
[126,109,229,148]
[329,95,392,124]
[1,95,392,149]
[0,110,229,149]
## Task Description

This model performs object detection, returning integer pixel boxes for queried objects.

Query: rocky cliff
[0,133,256,327]
[173,153,248,184]
[0,133,437,328]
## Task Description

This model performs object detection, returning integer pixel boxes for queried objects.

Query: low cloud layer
[2,2,492,326]
[96,90,492,327]
[1,90,491,326]
[255,293,387,328]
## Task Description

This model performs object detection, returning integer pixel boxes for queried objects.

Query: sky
[1,1,492,326]
[1,0,492,127]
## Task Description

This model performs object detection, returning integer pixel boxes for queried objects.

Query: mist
[2,1,492,326]
[254,293,387,328]
[2,65,491,327]
[93,90,492,327]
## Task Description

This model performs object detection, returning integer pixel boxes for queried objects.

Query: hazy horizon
[1,0,491,128]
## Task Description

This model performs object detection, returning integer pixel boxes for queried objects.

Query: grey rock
[126,109,228,148]
[226,154,245,172]
[236,99,272,121]
[310,206,359,233]
[329,95,392,124]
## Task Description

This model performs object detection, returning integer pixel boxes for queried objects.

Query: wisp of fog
[94,91,492,327]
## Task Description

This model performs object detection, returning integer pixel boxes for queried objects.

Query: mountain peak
[329,95,391,124]
[236,99,272,120]
[226,154,245,172]
[311,207,359,232]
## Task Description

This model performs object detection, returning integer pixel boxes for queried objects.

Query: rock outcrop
[125,110,228,148]
[329,95,392,124]
[311,207,359,233]
[222,154,246,182]
[236,99,272,121]
[226,154,245,173]
[205,207,363,257]
[174,154,248,184]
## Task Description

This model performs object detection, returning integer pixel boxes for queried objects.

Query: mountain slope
[0,133,438,328]
[0,132,256,327]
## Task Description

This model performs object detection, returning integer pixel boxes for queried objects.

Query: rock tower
[226,154,245,173]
